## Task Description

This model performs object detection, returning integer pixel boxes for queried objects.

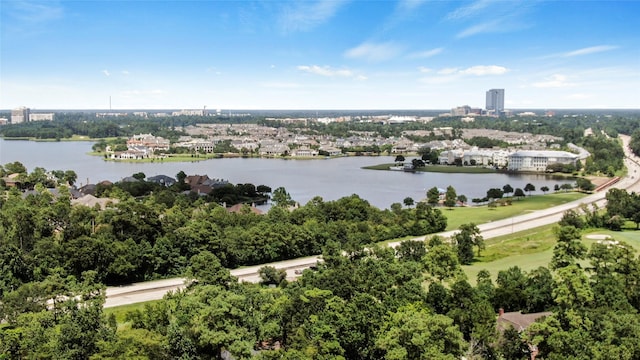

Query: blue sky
[1,0,639,110]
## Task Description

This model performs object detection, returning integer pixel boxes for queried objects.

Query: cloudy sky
[1,0,639,110]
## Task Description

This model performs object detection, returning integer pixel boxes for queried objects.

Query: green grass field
[443,192,586,231]
[104,300,161,327]
[462,225,640,283]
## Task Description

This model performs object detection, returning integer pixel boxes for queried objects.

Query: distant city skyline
[1,1,639,110]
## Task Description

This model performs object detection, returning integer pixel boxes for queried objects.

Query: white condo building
[507,150,578,172]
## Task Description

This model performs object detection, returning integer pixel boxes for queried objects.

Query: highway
[104,135,640,308]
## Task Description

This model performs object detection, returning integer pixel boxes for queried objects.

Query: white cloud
[408,48,443,59]
[102,70,110,77]
[121,70,130,75]
[562,45,618,57]
[446,0,492,20]
[260,82,301,89]
[532,74,574,88]
[456,21,499,38]
[344,42,403,62]
[459,65,508,76]
[418,67,432,73]
[5,0,63,24]
[279,0,347,32]
[398,0,428,12]
[297,65,355,78]
[437,68,459,75]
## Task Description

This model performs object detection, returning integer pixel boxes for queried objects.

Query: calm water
[0,139,575,209]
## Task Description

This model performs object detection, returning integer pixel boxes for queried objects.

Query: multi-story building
[507,150,578,172]
[11,107,30,124]
[486,89,505,112]
[29,113,54,121]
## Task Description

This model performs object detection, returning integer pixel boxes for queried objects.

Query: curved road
[104,135,640,308]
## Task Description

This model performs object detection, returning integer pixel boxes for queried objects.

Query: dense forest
[1,159,640,358]
[0,169,447,287]
[1,214,639,359]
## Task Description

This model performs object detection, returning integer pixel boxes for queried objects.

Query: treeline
[0,112,260,140]
[0,183,447,289]
[630,128,640,158]
[3,111,639,146]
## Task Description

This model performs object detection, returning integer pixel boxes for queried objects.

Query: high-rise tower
[485,89,505,112]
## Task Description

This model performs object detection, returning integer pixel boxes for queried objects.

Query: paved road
[104,135,640,308]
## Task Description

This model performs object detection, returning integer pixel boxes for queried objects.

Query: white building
[29,113,54,121]
[507,150,578,172]
[11,107,30,124]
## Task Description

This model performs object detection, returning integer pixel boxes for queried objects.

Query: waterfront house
[147,175,177,187]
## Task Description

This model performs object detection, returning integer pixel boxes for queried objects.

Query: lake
[0,138,576,209]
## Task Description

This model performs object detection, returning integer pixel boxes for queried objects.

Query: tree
[503,184,514,197]
[427,187,440,206]
[486,188,504,200]
[513,188,525,199]
[524,183,535,196]
[423,244,464,283]
[540,186,549,194]
[395,240,426,262]
[417,146,432,161]
[186,251,235,288]
[494,266,528,311]
[403,197,414,208]
[524,267,555,313]
[176,170,187,184]
[553,264,594,309]
[457,195,467,204]
[411,158,425,169]
[272,187,294,207]
[498,327,530,360]
[375,303,466,360]
[257,185,272,194]
[575,178,594,191]
[258,266,287,286]
[558,209,585,229]
[453,223,484,265]
[394,155,405,164]
[132,172,146,181]
[444,186,457,209]
[549,226,587,270]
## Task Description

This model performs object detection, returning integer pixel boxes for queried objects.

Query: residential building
[451,105,472,116]
[486,89,505,112]
[127,134,170,152]
[11,107,30,124]
[507,150,578,172]
[29,113,54,121]
[291,146,318,157]
[147,175,177,187]
[172,109,206,116]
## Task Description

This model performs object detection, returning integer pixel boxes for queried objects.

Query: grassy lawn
[462,224,640,283]
[443,192,586,231]
[104,300,161,328]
